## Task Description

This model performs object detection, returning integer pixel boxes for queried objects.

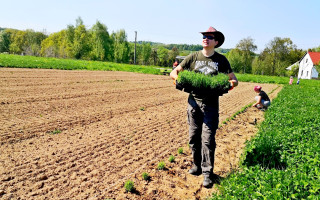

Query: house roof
[309,52,320,65]
[286,61,299,70]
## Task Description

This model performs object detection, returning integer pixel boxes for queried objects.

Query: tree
[316,64,320,75]
[157,46,169,67]
[4,29,46,56]
[0,30,10,53]
[168,46,179,66]
[41,30,66,57]
[150,48,158,65]
[287,63,300,77]
[128,42,142,64]
[226,48,244,73]
[288,49,305,65]
[112,29,130,63]
[73,17,90,59]
[235,37,257,73]
[23,29,47,56]
[310,45,320,52]
[64,25,75,58]
[9,30,26,54]
[255,37,298,76]
[141,42,152,65]
[89,20,112,61]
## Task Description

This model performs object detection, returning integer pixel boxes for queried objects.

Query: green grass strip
[0,54,163,75]
[235,73,319,86]
[1,54,319,87]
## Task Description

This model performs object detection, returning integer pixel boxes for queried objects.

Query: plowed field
[0,68,281,199]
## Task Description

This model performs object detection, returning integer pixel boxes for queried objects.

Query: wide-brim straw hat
[200,26,225,48]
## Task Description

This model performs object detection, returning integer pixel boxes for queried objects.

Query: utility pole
[134,31,137,65]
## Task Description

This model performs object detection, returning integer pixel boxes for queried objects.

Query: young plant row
[124,147,184,193]
[220,85,281,125]
[211,81,320,199]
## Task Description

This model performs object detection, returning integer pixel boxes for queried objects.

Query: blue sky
[1,0,319,52]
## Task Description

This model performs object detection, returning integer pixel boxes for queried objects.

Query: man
[170,26,238,188]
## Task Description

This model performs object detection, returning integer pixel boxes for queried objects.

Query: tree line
[0,17,319,76]
[0,17,210,67]
[226,37,320,76]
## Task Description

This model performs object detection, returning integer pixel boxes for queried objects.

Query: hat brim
[200,31,225,48]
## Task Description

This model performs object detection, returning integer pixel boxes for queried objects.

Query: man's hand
[228,72,238,91]
[229,80,234,90]
[170,65,183,85]
[173,76,178,85]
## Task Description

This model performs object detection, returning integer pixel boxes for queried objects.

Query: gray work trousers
[187,95,219,175]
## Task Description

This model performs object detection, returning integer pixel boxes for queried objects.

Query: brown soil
[0,68,282,200]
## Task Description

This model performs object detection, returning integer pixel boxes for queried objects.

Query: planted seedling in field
[168,155,175,163]
[157,161,166,170]
[47,129,61,135]
[178,147,184,154]
[142,172,150,181]
[124,180,135,192]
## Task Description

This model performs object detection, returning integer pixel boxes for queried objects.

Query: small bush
[157,161,166,170]
[168,155,175,163]
[124,180,135,192]
[142,172,150,181]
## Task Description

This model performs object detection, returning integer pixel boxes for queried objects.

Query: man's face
[202,33,218,48]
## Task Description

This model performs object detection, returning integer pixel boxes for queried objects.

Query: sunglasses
[203,35,215,40]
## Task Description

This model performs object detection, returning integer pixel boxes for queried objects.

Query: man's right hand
[170,65,183,81]
[173,76,178,85]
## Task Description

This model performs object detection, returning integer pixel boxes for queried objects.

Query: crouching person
[252,86,270,110]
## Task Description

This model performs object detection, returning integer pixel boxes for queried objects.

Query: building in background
[297,52,319,79]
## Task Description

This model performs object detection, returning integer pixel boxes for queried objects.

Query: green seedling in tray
[176,70,231,96]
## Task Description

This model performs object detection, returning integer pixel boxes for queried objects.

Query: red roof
[308,52,320,65]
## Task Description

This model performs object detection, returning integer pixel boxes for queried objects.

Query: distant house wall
[298,53,315,79]
[311,67,319,79]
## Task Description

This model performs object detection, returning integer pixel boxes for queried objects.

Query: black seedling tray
[176,81,230,96]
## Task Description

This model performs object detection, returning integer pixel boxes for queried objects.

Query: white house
[286,61,299,71]
[297,52,320,79]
